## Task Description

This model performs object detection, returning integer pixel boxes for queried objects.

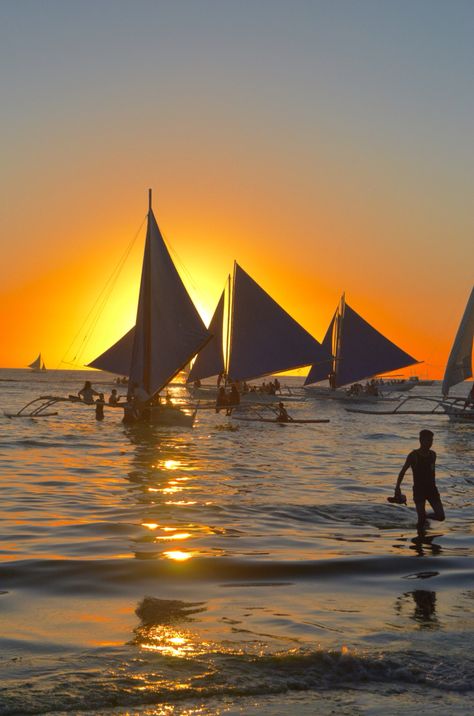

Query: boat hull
[123,404,196,427]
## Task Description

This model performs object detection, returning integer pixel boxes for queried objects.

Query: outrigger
[345,395,474,422]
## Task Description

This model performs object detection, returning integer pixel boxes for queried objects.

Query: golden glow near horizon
[1,5,473,377]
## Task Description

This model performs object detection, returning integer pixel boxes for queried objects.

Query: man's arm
[394,453,412,495]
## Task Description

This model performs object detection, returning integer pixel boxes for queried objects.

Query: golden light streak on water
[142,523,159,530]
[156,532,192,541]
[163,550,194,561]
[163,459,180,470]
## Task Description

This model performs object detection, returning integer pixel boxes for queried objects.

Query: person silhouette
[393,429,445,532]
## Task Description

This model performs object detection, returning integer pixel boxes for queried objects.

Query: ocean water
[0,369,473,716]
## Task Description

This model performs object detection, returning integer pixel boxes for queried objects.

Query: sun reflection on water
[163,550,194,561]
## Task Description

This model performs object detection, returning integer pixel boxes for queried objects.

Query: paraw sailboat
[304,294,418,399]
[88,190,211,425]
[187,262,330,391]
[345,285,474,421]
[28,354,46,371]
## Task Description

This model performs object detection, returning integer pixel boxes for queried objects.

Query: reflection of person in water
[395,590,439,629]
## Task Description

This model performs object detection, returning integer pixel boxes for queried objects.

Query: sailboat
[28,353,46,372]
[345,285,474,421]
[186,262,330,397]
[304,294,418,400]
[8,191,211,423]
[88,190,212,425]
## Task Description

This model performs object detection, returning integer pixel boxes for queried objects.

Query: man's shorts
[413,485,441,504]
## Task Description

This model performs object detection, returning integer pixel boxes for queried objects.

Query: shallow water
[0,369,473,715]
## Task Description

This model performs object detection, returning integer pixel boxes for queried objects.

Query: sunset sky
[1,1,473,376]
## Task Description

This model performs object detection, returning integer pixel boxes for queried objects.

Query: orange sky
[1,3,473,377]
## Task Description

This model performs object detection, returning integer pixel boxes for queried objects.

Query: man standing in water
[393,429,445,532]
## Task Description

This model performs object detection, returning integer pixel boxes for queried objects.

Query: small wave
[0,644,472,714]
[0,555,472,594]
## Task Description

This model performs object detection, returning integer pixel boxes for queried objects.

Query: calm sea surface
[0,369,473,715]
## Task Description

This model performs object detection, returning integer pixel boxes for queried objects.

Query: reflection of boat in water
[346,285,474,421]
[28,353,46,371]
[304,294,418,401]
[187,262,329,398]
[88,190,211,426]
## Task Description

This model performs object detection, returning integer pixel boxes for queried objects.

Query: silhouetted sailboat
[28,353,45,372]
[304,294,418,395]
[187,262,330,388]
[344,285,474,420]
[88,190,211,425]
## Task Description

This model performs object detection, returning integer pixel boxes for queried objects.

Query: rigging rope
[59,215,146,368]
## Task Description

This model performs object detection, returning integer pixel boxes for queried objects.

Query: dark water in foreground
[0,369,473,715]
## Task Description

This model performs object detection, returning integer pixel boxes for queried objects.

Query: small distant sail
[442,286,474,397]
[28,353,42,370]
[187,289,226,382]
[41,361,46,371]
[336,303,417,387]
[227,263,330,381]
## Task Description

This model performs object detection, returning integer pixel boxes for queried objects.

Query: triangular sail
[336,303,417,387]
[304,313,336,385]
[88,326,135,376]
[41,361,46,371]
[442,286,474,397]
[187,289,225,382]
[89,195,211,396]
[28,353,41,370]
[227,263,330,381]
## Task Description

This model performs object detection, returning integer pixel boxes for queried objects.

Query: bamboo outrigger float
[346,395,474,421]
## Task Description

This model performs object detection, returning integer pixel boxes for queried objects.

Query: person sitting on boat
[217,371,225,388]
[193,378,201,389]
[274,378,281,393]
[78,381,100,404]
[129,382,151,419]
[393,429,445,532]
[165,391,173,406]
[108,389,120,406]
[276,401,290,422]
[464,384,474,408]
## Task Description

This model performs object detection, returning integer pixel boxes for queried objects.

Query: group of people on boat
[216,383,240,415]
[194,375,282,396]
[346,379,380,397]
[77,380,175,422]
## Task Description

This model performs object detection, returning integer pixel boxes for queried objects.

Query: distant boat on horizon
[28,353,46,372]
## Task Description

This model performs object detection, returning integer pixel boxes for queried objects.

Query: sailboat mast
[334,293,346,387]
[142,189,153,393]
[225,266,235,385]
